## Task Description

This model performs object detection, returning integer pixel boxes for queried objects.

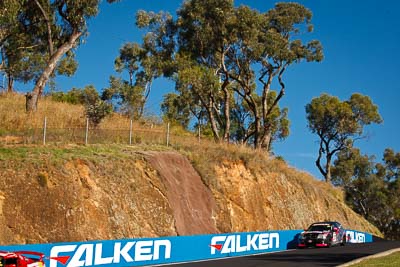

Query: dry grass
[0,92,321,179]
[0,92,338,193]
[0,92,86,130]
[0,92,167,129]
[0,93,169,144]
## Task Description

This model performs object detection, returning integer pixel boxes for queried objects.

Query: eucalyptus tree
[332,148,400,239]
[136,0,235,142]
[0,0,46,92]
[102,42,159,120]
[0,0,118,111]
[161,93,192,129]
[223,3,322,149]
[174,55,224,140]
[175,0,237,142]
[136,1,321,149]
[306,93,382,183]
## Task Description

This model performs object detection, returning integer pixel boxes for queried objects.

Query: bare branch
[266,63,288,115]
[316,138,327,178]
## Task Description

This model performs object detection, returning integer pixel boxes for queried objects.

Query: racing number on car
[333,232,337,242]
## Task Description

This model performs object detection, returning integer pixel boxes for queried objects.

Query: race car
[0,251,45,267]
[297,221,347,248]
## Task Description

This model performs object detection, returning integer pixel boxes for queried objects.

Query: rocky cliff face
[204,159,378,234]
[0,147,380,245]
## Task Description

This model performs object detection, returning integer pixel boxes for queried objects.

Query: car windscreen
[308,225,331,231]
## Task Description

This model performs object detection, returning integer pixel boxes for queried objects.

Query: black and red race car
[297,221,347,248]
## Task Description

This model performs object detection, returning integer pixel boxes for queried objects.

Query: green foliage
[161,93,191,128]
[50,88,84,105]
[114,43,144,84]
[81,85,113,127]
[332,147,399,240]
[1,0,118,110]
[104,40,164,120]
[229,90,290,148]
[306,93,382,139]
[332,147,374,188]
[306,93,382,182]
[56,51,78,77]
[0,0,97,80]
[136,0,321,150]
[102,76,146,120]
[51,86,112,126]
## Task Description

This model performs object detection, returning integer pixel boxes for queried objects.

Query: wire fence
[0,117,203,147]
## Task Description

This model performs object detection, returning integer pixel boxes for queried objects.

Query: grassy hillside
[0,93,381,244]
[0,93,188,145]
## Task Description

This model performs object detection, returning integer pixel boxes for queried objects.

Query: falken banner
[0,229,372,267]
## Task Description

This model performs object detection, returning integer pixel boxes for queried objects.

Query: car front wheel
[340,235,346,246]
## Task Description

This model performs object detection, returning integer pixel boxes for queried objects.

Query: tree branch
[316,138,327,178]
[266,63,288,115]
[34,0,54,56]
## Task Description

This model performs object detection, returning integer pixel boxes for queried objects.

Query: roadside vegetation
[348,251,400,267]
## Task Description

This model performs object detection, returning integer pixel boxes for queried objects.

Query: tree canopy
[332,148,400,240]
[101,41,159,120]
[306,93,382,183]
[136,0,322,150]
[0,0,118,111]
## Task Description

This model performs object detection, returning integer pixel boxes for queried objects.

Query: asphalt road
[163,240,400,267]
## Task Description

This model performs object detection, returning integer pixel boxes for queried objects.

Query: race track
[163,239,400,267]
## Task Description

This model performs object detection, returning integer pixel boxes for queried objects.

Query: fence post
[166,122,170,147]
[198,125,201,143]
[129,119,133,145]
[85,118,89,145]
[43,117,47,145]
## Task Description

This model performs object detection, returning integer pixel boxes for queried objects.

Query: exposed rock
[0,147,380,245]
[210,160,378,234]
[143,151,218,235]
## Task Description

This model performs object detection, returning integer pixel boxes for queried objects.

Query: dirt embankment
[143,151,217,235]
[0,147,380,245]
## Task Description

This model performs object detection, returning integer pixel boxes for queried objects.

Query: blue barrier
[345,230,373,243]
[0,229,373,267]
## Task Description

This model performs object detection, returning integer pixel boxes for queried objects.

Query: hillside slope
[0,145,380,245]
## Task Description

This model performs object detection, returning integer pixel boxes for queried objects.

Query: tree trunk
[222,86,230,142]
[26,31,82,112]
[325,154,332,183]
[7,75,13,93]
[261,130,272,151]
[254,115,262,149]
[207,102,220,142]
[316,139,328,181]
[26,92,38,112]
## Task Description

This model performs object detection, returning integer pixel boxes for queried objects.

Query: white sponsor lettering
[210,233,279,255]
[49,240,171,267]
[113,242,135,263]
[69,244,93,267]
[346,231,366,243]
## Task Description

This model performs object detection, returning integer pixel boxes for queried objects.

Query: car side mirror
[333,227,338,232]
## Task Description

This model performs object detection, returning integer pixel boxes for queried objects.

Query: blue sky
[13,0,400,179]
